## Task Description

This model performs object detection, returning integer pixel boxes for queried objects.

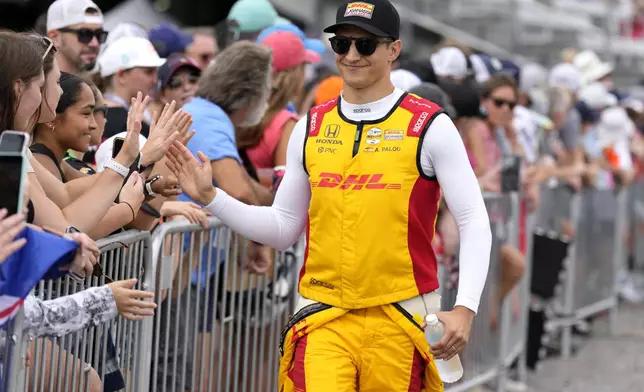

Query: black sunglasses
[59,27,108,44]
[491,98,517,110]
[166,74,200,90]
[94,105,108,116]
[329,36,393,57]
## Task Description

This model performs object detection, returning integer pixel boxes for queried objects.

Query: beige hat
[573,50,613,86]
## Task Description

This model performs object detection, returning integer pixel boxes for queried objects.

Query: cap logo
[344,2,375,19]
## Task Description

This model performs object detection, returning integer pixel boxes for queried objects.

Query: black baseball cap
[324,0,400,40]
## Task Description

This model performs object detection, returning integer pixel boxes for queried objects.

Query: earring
[45,122,55,131]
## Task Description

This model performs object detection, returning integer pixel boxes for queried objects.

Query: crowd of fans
[0,0,643,390]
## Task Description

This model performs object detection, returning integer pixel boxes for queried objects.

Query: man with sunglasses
[46,0,107,75]
[167,1,491,390]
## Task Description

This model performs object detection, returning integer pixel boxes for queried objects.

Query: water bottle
[424,314,464,383]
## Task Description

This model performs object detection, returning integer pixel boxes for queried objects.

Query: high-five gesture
[140,101,189,167]
[177,115,195,146]
[114,92,150,168]
[165,141,216,206]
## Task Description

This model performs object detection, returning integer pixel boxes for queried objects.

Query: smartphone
[0,131,30,215]
[112,137,125,159]
[0,131,29,154]
[111,136,140,172]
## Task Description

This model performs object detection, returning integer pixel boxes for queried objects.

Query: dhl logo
[310,173,402,190]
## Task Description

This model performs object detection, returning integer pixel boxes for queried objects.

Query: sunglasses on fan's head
[329,36,394,57]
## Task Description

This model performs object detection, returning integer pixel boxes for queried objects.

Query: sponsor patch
[344,2,375,19]
[384,130,404,141]
[366,128,383,137]
[353,108,372,113]
[366,138,380,145]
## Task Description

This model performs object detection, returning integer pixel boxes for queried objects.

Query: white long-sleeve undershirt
[206,88,491,313]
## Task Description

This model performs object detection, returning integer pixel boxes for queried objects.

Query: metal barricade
[631,179,644,271]
[144,217,299,392]
[499,191,535,390]
[552,186,626,358]
[1,310,27,392]
[16,230,152,392]
[442,193,505,391]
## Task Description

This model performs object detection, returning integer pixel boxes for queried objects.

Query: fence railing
[3,230,153,392]
[1,180,640,391]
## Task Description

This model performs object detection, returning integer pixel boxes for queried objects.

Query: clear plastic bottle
[424,314,464,383]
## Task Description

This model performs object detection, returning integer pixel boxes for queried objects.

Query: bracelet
[121,201,136,221]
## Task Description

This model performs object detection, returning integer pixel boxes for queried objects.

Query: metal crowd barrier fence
[5,230,153,392]
[543,185,627,359]
[142,217,299,392]
[1,310,26,392]
[631,178,644,272]
[441,191,533,392]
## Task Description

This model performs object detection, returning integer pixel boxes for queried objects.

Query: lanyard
[104,93,153,124]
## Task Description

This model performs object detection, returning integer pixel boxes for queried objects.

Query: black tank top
[30,143,67,183]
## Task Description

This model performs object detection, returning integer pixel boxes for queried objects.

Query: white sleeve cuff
[204,188,228,215]
[454,296,480,314]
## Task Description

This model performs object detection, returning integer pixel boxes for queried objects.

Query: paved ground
[525,304,644,392]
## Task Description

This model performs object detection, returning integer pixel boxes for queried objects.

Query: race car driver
[166,0,492,390]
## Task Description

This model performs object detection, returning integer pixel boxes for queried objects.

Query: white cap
[596,106,635,148]
[431,47,468,80]
[520,63,548,92]
[47,0,104,32]
[390,69,422,91]
[548,63,582,93]
[97,37,166,78]
[104,22,148,48]
[578,82,618,110]
[425,314,439,326]
[95,132,148,172]
[573,50,613,86]
[470,54,491,84]
[98,22,149,61]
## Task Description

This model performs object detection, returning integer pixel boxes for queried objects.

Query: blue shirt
[179,97,240,285]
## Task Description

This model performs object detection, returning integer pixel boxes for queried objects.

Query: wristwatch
[144,174,162,197]
[103,158,129,178]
